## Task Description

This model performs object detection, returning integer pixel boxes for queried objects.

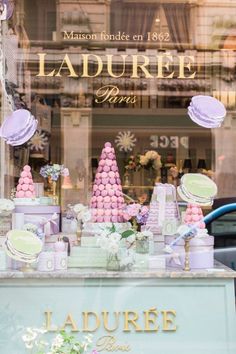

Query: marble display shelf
[0,261,235,279]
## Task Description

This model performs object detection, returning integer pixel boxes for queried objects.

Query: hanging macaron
[188,95,226,128]
[4,229,43,263]
[177,173,217,206]
[0,109,38,146]
[0,0,14,20]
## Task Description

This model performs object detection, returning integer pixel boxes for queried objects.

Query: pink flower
[140,205,149,216]
[91,350,99,354]
[62,168,69,176]
[126,203,141,217]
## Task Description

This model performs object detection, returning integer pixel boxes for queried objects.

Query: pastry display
[144,183,180,235]
[166,203,214,269]
[188,95,226,128]
[15,165,36,199]
[90,142,125,223]
[82,142,129,238]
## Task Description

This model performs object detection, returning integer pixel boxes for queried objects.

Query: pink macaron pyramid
[184,203,205,229]
[91,142,126,222]
[15,165,36,198]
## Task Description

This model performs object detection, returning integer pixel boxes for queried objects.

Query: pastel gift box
[144,183,180,236]
[13,205,60,236]
[0,249,7,270]
[54,252,67,271]
[165,235,214,269]
[133,253,149,270]
[149,254,166,270]
[0,214,12,236]
[37,252,55,272]
[68,247,107,268]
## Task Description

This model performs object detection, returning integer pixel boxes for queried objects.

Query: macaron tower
[184,204,206,231]
[90,142,125,223]
[15,165,36,199]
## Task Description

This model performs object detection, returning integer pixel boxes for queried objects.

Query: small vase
[106,252,120,271]
[48,178,59,205]
[136,239,149,254]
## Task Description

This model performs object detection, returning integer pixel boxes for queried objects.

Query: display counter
[0,262,235,354]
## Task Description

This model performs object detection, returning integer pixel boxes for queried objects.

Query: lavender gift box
[165,235,214,269]
[13,205,60,236]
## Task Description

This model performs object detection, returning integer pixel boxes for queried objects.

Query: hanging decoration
[28,130,48,152]
[115,131,137,152]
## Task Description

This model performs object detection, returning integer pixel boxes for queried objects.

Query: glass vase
[136,239,149,254]
[48,177,59,205]
[106,252,120,271]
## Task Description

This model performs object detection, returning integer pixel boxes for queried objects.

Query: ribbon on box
[157,187,166,227]
[40,213,59,237]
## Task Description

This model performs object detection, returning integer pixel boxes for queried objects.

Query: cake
[61,175,73,189]
[82,142,129,238]
[144,183,180,236]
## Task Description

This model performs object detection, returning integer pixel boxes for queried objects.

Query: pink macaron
[22,184,29,191]
[19,178,24,184]
[103,165,110,172]
[16,185,22,191]
[104,146,112,153]
[20,171,28,178]
[98,184,105,191]
[97,216,104,222]
[23,177,30,184]
[112,209,118,216]
[101,190,108,197]
[104,196,111,203]
[23,165,31,172]
[108,171,115,178]
[104,216,111,222]
[97,196,103,202]
[97,209,104,216]
[25,191,33,198]
[105,209,111,216]
[108,189,115,197]
[102,178,109,185]
[105,142,112,148]
[16,191,25,198]
[104,203,110,209]
[105,159,113,167]
[192,214,200,222]
[97,202,104,209]
[111,196,117,202]
[111,216,118,223]
[111,166,117,172]
[95,190,101,197]
[108,153,114,160]
[192,207,199,215]
[97,166,103,173]
[105,184,112,191]
[100,159,106,167]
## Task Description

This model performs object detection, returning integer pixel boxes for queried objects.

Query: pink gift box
[165,235,214,269]
[14,205,60,236]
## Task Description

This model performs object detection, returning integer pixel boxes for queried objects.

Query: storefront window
[0,1,235,353]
